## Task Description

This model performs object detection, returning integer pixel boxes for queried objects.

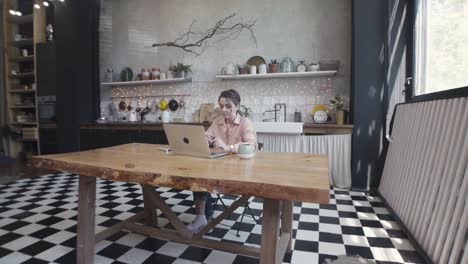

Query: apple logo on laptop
[183,138,190,144]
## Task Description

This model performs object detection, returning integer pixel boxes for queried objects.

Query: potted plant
[169,63,192,79]
[240,105,252,118]
[329,95,347,125]
[238,64,249,75]
[269,59,279,73]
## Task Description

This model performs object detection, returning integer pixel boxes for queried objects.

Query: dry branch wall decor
[152,13,257,55]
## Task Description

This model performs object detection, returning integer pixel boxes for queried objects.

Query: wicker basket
[319,60,341,71]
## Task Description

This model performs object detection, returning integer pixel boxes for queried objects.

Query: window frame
[406,0,468,103]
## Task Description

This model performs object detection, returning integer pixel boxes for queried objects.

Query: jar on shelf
[142,68,150,80]
[104,68,114,82]
[151,67,160,80]
[280,57,294,73]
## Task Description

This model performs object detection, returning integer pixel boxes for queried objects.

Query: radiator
[257,134,352,189]
[379,97,468,264]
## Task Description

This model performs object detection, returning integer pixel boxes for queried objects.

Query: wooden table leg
[260,198,281,264]
[77,176,96,264]
[281,200,293,253]
[141,184,158,226]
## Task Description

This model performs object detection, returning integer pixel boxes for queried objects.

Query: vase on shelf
[336,109,346,125]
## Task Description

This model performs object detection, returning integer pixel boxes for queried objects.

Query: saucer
[237,153,255,159]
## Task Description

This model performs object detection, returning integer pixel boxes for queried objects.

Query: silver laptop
[163,124,229,159]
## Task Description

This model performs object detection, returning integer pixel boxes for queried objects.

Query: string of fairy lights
[8,0,65,16]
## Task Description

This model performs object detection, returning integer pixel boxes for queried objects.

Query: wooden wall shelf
[9,72,35,78]
[7,14,33,24]
[10,105,36,109]
[11,122,37,126]
[8,38,34,47]
[9,55,34,62]
[8,89,36,93]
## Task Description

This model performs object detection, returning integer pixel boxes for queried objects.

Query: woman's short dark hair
[218,89,241,107]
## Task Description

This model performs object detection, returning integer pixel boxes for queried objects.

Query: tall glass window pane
[414,0,468,95]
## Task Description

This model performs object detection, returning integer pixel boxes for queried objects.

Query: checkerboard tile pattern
[0,173,426,264]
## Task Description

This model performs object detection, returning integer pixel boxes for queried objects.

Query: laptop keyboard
[210,152,229,158]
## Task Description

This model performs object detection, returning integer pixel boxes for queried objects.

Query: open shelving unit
[3,0,46,158]
[101,78,189,87]
[216,70,337,80]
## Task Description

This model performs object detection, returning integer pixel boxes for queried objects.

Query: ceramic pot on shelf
[336,109,346,125]
[225,63,236,75]
[309,63,320,72]
[269,63,279,73]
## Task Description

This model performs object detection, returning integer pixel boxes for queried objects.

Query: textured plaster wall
[99,0,351,122]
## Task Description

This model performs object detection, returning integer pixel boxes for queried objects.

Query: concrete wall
[99,0,351,122]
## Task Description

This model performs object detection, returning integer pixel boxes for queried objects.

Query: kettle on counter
[129,110,138,122]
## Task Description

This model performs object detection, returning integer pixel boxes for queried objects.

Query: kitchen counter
[80,121,210,131]
[81,121,353,134]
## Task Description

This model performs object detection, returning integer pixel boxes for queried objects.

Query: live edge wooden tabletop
[31,143,330,204]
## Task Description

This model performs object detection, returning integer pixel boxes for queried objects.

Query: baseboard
[0,156,16,166]
[349,187,369,193]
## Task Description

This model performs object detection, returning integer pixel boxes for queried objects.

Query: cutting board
[199,103,214,122]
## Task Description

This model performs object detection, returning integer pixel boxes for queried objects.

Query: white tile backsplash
[101,78,349,122]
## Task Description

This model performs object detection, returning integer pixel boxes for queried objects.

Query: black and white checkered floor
[0,172,425,264]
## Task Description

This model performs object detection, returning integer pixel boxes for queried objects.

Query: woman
[187,89,257,232]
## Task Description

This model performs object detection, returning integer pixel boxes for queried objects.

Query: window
[413,0,468,96]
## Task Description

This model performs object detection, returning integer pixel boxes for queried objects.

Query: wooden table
[31,143,329,264]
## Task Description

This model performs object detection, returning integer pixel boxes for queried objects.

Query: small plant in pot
[329,95,347,125]
[239,64,249,75]
[240,105,253,118]
[169,63,192,79]
[269,59,280,73]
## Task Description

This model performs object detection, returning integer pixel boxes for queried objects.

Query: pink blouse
[205,114,257,153]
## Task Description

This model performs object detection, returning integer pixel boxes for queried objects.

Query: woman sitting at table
[187,89,257,232]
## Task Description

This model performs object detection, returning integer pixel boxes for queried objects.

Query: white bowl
[237,153,255,160]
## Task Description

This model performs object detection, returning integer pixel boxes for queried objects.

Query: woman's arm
[232,118,257,153]
[205,123,216,147]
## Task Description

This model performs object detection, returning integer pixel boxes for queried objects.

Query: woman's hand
[214,138,231,152]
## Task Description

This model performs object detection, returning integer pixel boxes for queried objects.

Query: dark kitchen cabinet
[39,128,58,155]
[80,128,168,151]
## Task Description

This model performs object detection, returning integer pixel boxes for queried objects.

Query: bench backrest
[379,97,467,264]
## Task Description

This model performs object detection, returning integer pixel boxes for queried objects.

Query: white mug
[250,65,257,74]
[161,110,171,123]
[259,63,267,74]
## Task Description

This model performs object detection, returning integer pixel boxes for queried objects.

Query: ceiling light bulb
[60,0,64,2]
[15,11,22,16]
[34,4,41,9]
[43,1,49,6]
[9,9,16,15]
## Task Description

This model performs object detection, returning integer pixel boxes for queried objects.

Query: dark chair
[212,142,263,236]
